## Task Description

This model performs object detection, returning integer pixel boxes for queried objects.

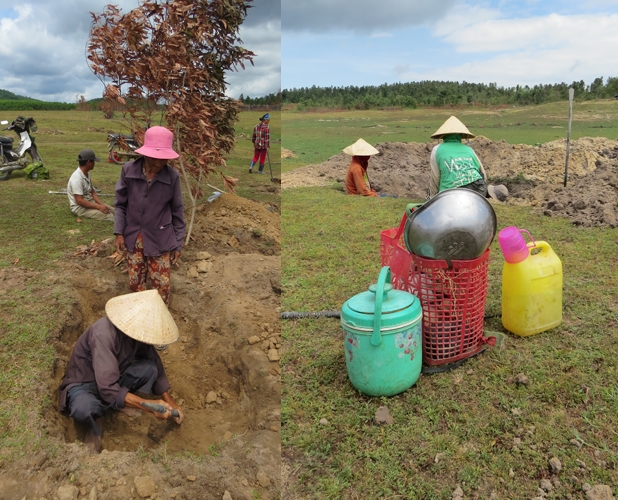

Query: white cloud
[436,10,618,54]
[0,0,280,102]
[226,21,281,98]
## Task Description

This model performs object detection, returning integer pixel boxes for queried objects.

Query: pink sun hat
[135,126,179,160]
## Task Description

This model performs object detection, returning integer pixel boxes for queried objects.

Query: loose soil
[0,193,281,500]
[282,136,618,227]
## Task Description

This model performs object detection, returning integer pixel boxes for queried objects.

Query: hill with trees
[0,89,75,110]
[282,78,618,110]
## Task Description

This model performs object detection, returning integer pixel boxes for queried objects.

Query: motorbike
[107,133,140,165]
[0,116,43,180]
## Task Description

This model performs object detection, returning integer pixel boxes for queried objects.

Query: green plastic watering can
[341,266,423,397]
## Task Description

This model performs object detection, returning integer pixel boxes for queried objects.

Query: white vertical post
[564,87,574,187]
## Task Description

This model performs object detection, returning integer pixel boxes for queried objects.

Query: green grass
[281,102,618,498]
[281,99,618,171]
[0,108,280,460]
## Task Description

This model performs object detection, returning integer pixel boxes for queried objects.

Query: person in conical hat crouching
[344,138,380,196]
[58,290,184,454]
[428,116,488,198]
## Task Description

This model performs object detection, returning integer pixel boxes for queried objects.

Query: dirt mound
[281,148,296,159]
[282,136,618,227]
[0,194,281,500]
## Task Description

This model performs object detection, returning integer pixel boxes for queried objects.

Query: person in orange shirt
[344,138,380,196]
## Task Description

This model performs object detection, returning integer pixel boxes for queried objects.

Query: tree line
[282,78,618,110]
[0,100,75,111]
[239,91,281,106]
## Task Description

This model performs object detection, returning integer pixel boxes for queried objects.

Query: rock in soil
[375,406,394,425]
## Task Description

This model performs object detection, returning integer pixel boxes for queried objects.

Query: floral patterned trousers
[127,233,171,305]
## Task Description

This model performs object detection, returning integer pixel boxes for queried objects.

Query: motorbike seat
[109,133,134,140]
[0,136,13,146]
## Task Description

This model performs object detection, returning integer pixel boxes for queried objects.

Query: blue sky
[0,0,280,102]
[282,0,618,90]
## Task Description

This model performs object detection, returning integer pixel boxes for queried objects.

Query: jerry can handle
[528,240,549,254]
[371,266,391,346]
[519,228,536,248]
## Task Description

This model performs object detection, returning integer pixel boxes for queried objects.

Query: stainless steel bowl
[404,189,497,263]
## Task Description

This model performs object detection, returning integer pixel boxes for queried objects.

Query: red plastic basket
[379,215,415,294]
[380,214,493,366]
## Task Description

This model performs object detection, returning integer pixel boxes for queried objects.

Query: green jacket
[429,134,485,195]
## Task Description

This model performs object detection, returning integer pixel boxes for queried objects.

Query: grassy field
[0,108,280,461]
[281,99,618,172]
[281,103,618,498]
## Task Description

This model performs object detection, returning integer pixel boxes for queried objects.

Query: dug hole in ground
[283,136,618,227]
[0,194,281,500]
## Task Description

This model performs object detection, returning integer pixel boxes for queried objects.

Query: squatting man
[58,290,184,454]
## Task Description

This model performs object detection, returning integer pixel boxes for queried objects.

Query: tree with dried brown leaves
[87,0,255,243]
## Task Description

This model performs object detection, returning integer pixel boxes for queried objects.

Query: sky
[282,0,618,91]
[0,0,280,103]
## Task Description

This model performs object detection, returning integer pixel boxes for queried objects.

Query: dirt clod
[549,456,563,474]
[375,406,394,425]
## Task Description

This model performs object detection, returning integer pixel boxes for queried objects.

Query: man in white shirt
[67,149,114,221]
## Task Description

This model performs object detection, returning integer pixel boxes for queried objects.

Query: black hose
[281,311,341,319]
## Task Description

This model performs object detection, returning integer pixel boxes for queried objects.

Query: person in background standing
[114,126,186,314]
[250,113,270,174]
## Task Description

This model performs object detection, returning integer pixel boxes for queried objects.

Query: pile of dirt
[281,148,296,159]
[282,136,618,227]
[0,193,281,500]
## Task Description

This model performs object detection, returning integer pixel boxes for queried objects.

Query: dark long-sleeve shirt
[58,317,170,413]
[114,158,186,256]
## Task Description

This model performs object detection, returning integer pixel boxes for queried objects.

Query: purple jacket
[114,158,186,256]
[58,317,170,413]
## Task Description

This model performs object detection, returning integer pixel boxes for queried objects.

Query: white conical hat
[105,290,179,345]
[342,138,380,156]
[431,116,475,139]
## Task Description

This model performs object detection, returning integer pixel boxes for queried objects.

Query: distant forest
[0,88,281,111]
[282,78,618,110]
[239,92,281,106]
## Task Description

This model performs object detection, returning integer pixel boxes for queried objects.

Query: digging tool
[49,188,113,196]
[48,190,114,196]
[266,149,274,181]
[140,401,180,418]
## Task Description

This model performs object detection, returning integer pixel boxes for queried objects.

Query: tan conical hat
[105,290,179,345]
[431,116,475,139]
[343,138,380,156]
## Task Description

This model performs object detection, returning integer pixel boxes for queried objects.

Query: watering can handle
[371,266,391,346]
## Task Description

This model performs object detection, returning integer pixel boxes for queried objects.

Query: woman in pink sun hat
[114,126,186,312]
